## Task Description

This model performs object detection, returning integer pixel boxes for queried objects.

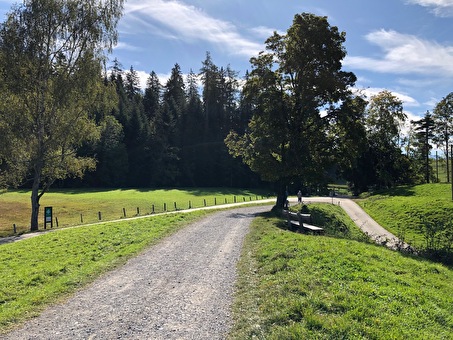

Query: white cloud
[122,0,263,57]
[249,26,285,39]
[407,0,453,17]
[136,70,151,91]
[424,97,440,107]
[250,26,276,39]
[134,70,171,91]
[113,42,143,52]
[357,87,420,108]
[344,29,453,77]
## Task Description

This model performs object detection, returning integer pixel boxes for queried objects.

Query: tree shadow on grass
[373,185,417,197]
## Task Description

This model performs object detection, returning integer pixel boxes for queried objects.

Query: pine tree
[411,111,434,183]
[180,69,203,186]
[143,71,161,121]
[432,92,453,182]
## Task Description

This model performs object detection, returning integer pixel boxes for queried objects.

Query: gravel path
[298,197,411,250]
[4,206,270,340]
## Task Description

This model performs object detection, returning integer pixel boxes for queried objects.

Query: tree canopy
[0,7,447,230]
[225,13,358,206]
[0,0,124,230]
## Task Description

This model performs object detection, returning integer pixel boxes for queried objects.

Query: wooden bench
[284,210,324,235]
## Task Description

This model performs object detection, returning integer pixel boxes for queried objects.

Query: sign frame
[44,206,53,229]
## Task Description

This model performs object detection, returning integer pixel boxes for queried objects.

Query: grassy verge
[357,183,453,263]
[229,211,453,339]
[0,188,271,236]
[0,209,210,334]
[296,203,366,241]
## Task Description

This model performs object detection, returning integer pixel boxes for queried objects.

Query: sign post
[44,206,53,229]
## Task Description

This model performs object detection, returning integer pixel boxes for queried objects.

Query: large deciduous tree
[0,0,124,230]
[364,90,411,188]
[225,13,357,207]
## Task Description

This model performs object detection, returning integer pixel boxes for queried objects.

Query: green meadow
[357,183,453,261]
[0,210,211,333]
[229,209,453,339]
[1,184,452,338]
[0,188,270,237]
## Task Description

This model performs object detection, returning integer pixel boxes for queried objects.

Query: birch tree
[0,0,124,230]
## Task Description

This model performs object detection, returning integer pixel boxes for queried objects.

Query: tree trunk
[447,145,450,183]
[275,182,288,210]
[446,130,450,183]
[425,129,430,183]
[30,171,41,231]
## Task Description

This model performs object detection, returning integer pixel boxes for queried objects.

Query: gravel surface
[4,206,270,340]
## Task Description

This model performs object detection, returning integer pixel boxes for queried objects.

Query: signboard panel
[44,207,53,229]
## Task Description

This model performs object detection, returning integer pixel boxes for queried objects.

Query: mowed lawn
[0,209,217,333]
[229,211,453,339]
[1,185,452,338]
[0,188,271,236]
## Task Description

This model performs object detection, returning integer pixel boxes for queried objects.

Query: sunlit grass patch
[0,210,208,333]
[0,188,271,236]
[358,183,453,263]
[230,212,453,339]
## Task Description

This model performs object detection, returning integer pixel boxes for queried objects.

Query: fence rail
[2,195,271,237]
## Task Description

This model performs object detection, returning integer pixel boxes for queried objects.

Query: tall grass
[0,188,271,237]
[229,211,453,339]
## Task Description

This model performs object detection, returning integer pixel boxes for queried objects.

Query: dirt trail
[3,206,270,340]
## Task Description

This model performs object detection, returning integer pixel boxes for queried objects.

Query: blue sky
[1,0,453,121]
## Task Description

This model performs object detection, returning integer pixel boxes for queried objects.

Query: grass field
[0,188,271,237]
[2,185,452,338]
[432,158,450,183]
[229,211,453,339]
[0,210,212,333]
[357,183,453,259]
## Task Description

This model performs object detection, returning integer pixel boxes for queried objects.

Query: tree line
[1,2,452,228]
[55,54,453,195]
[70,53,263,189]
